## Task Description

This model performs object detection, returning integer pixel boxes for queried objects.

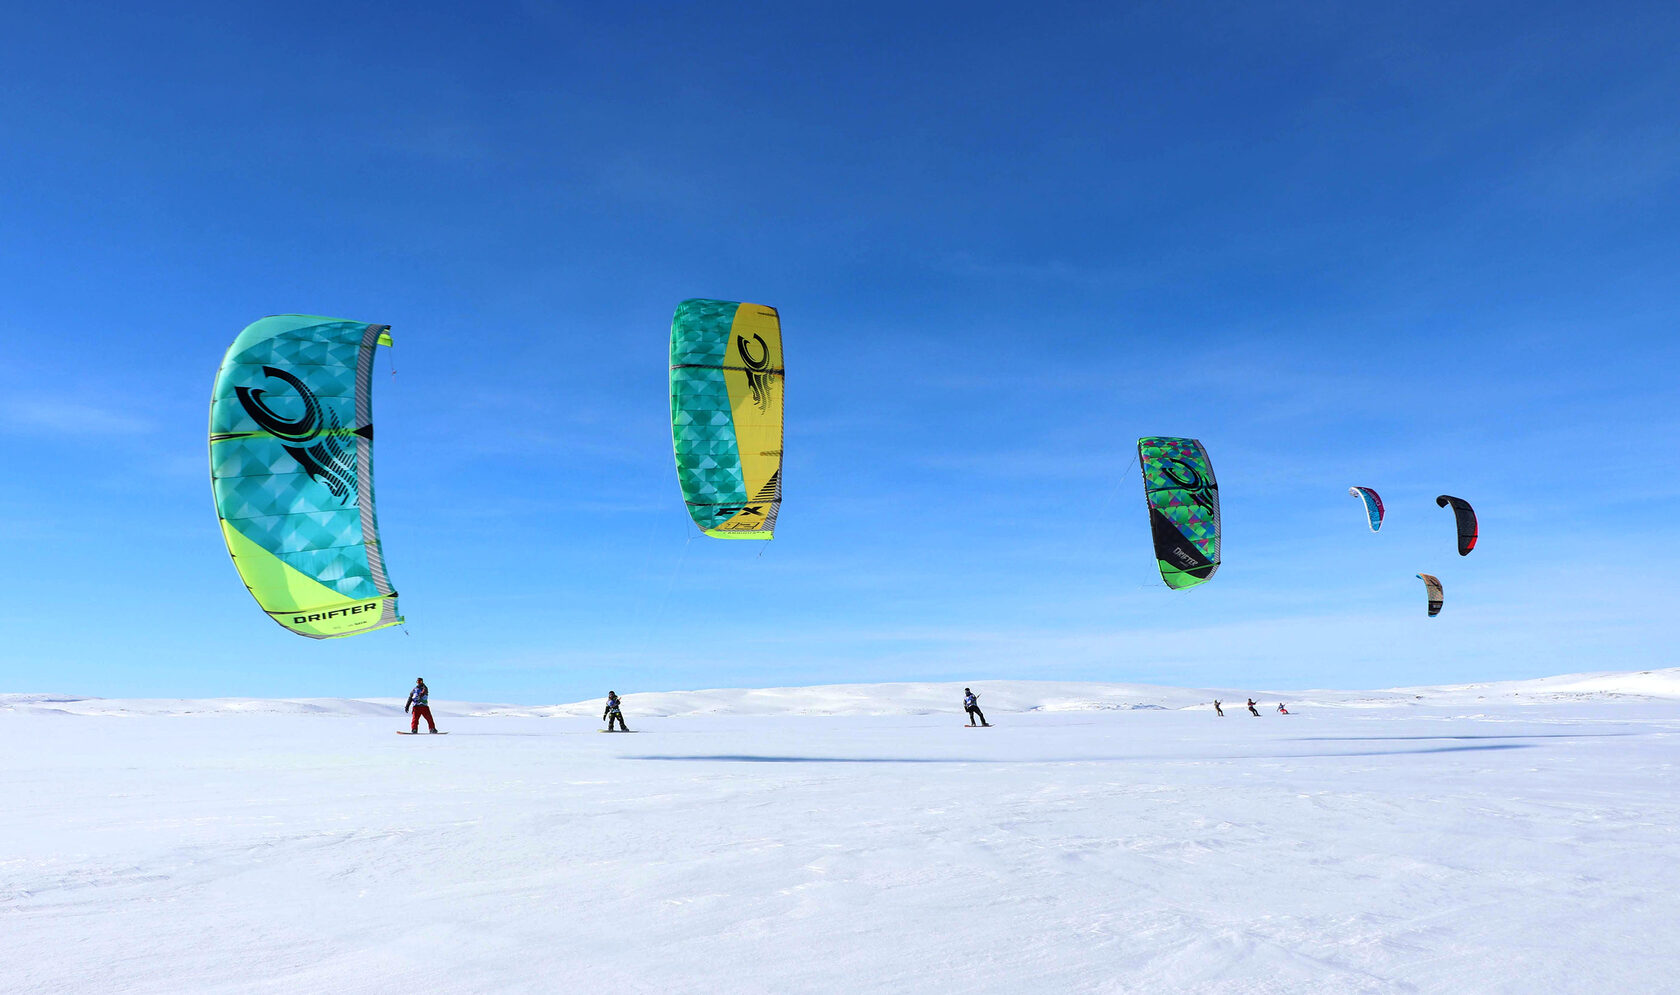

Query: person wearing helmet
[406,678,437,733]
[963,688,990,727]
[603,691,629,732]
[1246,698,1260,717]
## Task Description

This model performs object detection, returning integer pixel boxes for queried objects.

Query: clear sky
[2,1,1676,701]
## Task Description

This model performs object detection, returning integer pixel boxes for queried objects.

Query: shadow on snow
[626,744,1537,764]
[1288,733,1641,742]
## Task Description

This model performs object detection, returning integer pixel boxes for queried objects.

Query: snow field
[2,678,1678,993]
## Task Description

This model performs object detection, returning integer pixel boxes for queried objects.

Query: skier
[963,688,990,727]
[1246,698,1260,717]
[1277,703,1289,714]
[603,691,629,732]
[406,678,437,734]
[1213,699,1224,717]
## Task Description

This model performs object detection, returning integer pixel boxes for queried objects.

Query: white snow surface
[8,666,1680,719]
[3,670,1678,993]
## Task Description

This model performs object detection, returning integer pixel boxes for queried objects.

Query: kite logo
[737,334,775,411]
[290,602,380,624]
[1160,458,1217,516]
[236,366,358,503]
[715,503,772,532]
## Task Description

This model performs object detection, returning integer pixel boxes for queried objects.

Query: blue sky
[2,1,1677,701]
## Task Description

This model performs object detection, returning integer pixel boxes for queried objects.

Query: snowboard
[396,731,449,735]
[599,729,637,733]
[963,724,992,728]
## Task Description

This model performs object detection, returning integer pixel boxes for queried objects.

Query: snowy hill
[5,667,1678,718]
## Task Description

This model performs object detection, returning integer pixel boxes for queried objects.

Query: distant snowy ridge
[3,667,1677,718]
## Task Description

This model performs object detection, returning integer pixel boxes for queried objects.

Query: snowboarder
[1213,699,1224,717]
[1277,703,1289,714]
[603,691,629,732]
[963,688,990,727]
[406,678,437,734]
[1246,698,1260,717]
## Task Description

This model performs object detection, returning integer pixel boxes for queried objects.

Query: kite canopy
[209,315,401,638]
[1417,573,1444,617]
[1436,495,1478,556]
[670,299,784,539]
[1348,486,1384,532]
[1138,437,1220,589]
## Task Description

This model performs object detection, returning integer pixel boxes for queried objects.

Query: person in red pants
[406,678,437,733]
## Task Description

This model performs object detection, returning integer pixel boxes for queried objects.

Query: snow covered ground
[3,671,1678,993]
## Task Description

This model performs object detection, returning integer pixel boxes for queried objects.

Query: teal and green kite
[209,315,402,638]
[1138,437,1221,589]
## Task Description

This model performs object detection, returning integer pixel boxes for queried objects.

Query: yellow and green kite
[669,299,784,539]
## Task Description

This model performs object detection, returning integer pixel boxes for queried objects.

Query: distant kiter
[603,691,630,732]
[1277,703,1289,715]
[406,678,438,734]
[1247,698,1260,717]
[1213,699,1223,717]
[964,688,990,727]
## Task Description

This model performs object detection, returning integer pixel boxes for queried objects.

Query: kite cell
[1436,495,1478,556]
[1348,486,1384,532]
[209,315,402,638]
[670,299,784,539]
[1417,573,1444,617]
[1138,437,1221,589]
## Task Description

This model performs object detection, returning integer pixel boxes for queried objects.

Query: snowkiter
[963,688,990,727]
[406,678,437,733]
[1213,700,1224,717]
[1246,698,1260,717]
[1277,703,1289,714]
[603,691,629,732]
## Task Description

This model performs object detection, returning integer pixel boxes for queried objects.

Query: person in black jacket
[603,691,629,732]
[1213,699,1224,717]
[963,688,990,727]
[1246,698,1260,717]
